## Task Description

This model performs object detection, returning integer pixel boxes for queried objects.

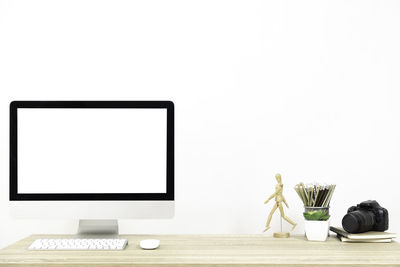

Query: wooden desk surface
[0,234,399,266]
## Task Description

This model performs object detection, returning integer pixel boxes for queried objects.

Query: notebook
[337,235,393,243]
[330,226,397,240]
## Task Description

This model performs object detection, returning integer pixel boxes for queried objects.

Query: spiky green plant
[303,210,330,221]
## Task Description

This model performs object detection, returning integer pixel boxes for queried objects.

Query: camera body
[342,200,388,233]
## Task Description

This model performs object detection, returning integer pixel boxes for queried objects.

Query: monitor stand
[77,220,119,238]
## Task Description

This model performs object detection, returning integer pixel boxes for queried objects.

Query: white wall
[1,0,400,248]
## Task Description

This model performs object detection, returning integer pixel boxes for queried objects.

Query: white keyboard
[28,238,128,250]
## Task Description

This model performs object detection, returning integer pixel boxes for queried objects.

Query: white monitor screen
[17,108,167,194]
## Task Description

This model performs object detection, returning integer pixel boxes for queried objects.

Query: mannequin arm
[283,196,289,208]
[264,193,276,204]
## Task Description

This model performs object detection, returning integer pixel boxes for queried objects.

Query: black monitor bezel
[10,101,174,201]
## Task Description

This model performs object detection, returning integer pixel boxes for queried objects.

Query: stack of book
[330,226,397,243]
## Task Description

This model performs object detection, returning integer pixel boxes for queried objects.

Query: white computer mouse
[139,239,160,250]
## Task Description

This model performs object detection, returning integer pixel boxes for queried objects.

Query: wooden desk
[0,234,399,266]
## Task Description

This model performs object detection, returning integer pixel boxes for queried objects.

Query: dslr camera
[342,200,388,233]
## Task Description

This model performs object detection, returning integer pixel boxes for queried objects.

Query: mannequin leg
[264,203,278,232]
[278,204,297,230]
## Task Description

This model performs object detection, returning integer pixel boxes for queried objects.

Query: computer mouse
[139,239,160,250]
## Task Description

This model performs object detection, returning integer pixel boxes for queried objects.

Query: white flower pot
[304,220,330,241]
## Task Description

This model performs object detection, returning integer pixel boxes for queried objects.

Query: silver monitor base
[77,220,119,238]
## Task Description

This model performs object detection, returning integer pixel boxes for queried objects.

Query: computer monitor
[10,101,174,235]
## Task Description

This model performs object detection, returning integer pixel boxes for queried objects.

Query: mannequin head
[275,173,282,184]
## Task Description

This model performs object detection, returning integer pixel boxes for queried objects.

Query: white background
[1,0,400,248]
[18,108,167,193]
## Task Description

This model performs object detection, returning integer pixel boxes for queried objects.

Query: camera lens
[342,210,375,233]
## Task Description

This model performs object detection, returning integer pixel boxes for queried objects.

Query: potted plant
[303,210,330,241]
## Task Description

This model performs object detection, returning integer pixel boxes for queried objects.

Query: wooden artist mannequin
[264,173,296,237]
